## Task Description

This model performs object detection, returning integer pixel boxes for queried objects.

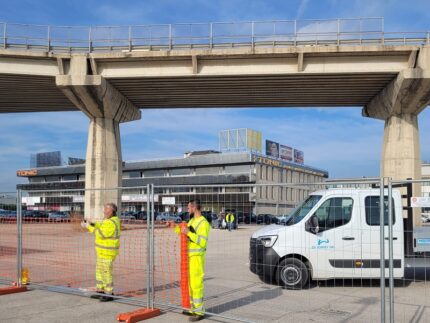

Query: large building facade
[17,151,328,216]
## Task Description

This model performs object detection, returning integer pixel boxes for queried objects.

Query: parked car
[133,211,147,221]
[0,210,16,217]
[257,214,278,225]
[156,212,181,223]
[421,213,430,223]
[22,210,48,220]
[120,213,136,220]
[277,214,293,225]
[48,212,69,222]
[236,211,244,223]
[178,211,190,222]
[244,212,258,224]
[201,211,215,225]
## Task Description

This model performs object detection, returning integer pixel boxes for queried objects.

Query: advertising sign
[162,197,176,205]
[17,169,38,177]
[279,145,293,161]
[265,140,279,158]
[411,197,430,208]
[294,149,304,164]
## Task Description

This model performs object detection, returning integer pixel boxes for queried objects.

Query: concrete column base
[84,118,122,222]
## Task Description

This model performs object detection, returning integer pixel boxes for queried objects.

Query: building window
[143,169,165,178]
[45,176,60,182]
[225,165,250,174]
[29,177,44,183]
[195,167,221,175]
[195,187,220,193]
[170,168,192,176]
[78,174,85,181]
[127,171,142,178]
[62,175,77,181]
[170,187,191,193]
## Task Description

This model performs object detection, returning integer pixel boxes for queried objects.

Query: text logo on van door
[312,239,334,250]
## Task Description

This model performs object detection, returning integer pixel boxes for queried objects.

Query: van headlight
[258,235,278,248]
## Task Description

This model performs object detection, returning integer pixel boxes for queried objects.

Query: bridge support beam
[363,49,430,226]
[56,56,141,221]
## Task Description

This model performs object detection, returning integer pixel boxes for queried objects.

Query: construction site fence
[1,179,430,322]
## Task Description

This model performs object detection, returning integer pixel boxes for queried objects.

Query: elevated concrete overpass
[0,45,417,110]
[1,18,430,222]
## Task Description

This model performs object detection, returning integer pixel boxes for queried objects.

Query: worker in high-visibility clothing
[81,203,120,302]
[225,212,235,232]
[177,199,210,322]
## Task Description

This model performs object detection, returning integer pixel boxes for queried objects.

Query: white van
[250,188,430,289]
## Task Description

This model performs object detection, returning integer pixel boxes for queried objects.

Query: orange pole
[179,222,190,309]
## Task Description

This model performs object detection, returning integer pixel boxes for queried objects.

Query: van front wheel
[277,258,309,289]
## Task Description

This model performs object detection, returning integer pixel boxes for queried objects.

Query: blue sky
[1,0,430,191]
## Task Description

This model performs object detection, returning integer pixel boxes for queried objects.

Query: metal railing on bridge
[0,17,429,53]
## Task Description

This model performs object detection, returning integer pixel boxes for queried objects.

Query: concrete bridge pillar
[363,48,430,226]
[381,114,421,182]
[56,55,140,221]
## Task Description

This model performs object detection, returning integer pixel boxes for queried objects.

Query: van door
[359,193,404,278]
[305,195,362,279]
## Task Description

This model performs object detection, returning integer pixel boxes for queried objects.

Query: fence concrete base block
[0,286,27,295]
[116,308,161,323]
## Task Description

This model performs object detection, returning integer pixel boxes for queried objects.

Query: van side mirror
[306,215,320,234]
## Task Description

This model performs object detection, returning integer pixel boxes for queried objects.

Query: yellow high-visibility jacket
[226,213,235,223]
[187,215,210,257]
[88,216,121,259]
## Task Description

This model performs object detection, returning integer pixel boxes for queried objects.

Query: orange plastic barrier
[116,308,161,323]
[0,285,27,295]
[179,222,190,309]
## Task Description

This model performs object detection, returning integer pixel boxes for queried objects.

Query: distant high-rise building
[30,151,62,168]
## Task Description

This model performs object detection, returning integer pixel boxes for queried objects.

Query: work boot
[182,310,193,316]
[99,295,114,302]
[90,291,105,299]
[189,314,204,321]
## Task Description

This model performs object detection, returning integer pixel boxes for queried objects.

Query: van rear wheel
[277,258,309,289]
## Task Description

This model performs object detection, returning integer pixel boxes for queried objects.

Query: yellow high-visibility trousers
[96,257,114,294]
[189,255,205,315]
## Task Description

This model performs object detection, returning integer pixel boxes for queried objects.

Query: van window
[365,196,395,226]
[286,195,322,225]
[313,197,353,232]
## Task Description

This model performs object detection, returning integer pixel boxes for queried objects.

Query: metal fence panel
[18,187,149,306]
[0,192,18,285]
[150,181,390,322]
[388,179,430,323]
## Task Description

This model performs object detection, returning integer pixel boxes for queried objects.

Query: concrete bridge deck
[0,45,418,111]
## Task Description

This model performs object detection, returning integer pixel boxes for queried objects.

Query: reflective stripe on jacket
[88,216,121,259]
[187,215,210,256]
[226,213,235,223]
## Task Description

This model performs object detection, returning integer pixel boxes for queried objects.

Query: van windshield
[286,195,322,225]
